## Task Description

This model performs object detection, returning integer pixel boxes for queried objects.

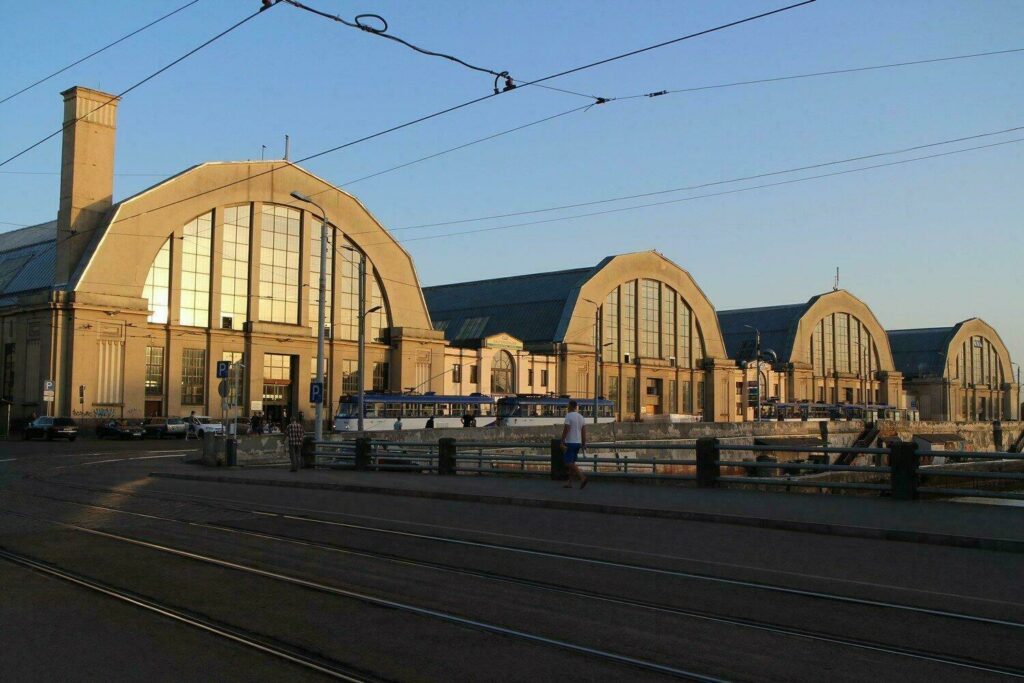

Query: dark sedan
[97,420,145,439]
[23,417,78,441]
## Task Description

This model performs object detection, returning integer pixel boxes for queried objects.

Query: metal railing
[312,436,1024,501]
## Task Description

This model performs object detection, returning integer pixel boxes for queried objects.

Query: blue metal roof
[716,300,814,363]
[887,326,956,378]
[424,265,597,345]
[0,221,56,297]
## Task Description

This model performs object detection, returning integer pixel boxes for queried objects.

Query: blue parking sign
[216,360,230,378]
[309,381,323,404]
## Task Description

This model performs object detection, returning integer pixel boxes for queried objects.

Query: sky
[1,0,1022,374]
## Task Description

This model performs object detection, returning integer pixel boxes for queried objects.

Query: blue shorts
[563,442,582,465]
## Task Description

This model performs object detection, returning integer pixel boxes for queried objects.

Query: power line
[0,3,276,169]
[0,170,170,177]
[396,124,1024,230]
[101,0,816,227]
[0,0,202,106]
[616,46,1024,100]
[390,137,1024,245]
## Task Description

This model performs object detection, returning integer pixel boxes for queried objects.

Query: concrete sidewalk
[149,465,1024,552]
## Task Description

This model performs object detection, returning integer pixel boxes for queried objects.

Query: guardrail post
[889,440,918,500]
[438,437,456,475]
[354,437,371,471]
[696,437,720,487]
[551,439,567,481]
[993,420,1003,451]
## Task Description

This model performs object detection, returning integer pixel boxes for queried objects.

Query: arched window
[810,313,879,377]
[491,351,515,394]
[143,238,170,323]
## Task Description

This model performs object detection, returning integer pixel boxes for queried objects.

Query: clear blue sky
[1,0,1022,374]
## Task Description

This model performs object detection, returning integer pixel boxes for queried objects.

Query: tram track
[23,478,1024,630]
[0,547,373,682]
[7,488,1024,678]
[0,506,725,682]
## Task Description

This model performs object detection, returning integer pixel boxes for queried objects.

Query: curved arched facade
[719,290,905,413]
[889,318,1019,421]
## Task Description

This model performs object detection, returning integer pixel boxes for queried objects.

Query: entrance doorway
[263,353,296,430]
[144,400,162,417]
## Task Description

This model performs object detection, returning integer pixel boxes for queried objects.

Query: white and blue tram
[333,392,496,432]
[496,395,615,427]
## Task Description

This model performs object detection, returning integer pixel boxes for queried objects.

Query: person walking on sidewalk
[559,399,588,489]
[286,414,305,473]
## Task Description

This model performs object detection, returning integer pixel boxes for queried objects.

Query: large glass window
[143,238,170,324]
[369,274,388,343]
[342,359,358,393]
[259,205,301,324]
[679,302,692,369]
[263,353,292,404]
[181,348,206,405]
[603,288,619,361]
[309,218,333,337]
[373,361,389,391]
[180,213,212,327]
[812,319,824,375]
[622,281,636,360]
[491,351,515,394]
[223,351,244,406]
[145,346,164,396]
[823,314,834,373]
[835,313,849,372]
[220,205,250,330]
[850,319,861,375]
[640,279,660,358]
[337,240,359,341]
[661,285,676,361]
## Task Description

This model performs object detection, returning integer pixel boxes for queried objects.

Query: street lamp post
[744,325,761,422]
[340,245,381,433]
[290,191,328,441]
[583,298,601,424]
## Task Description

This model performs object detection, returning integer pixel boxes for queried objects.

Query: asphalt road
[1,437,1022,681]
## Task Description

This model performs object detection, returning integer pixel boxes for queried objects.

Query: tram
[333,392,496,432]
[496,395,616,427]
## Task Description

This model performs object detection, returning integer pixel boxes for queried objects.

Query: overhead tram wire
[0,0,203,106]
[616,46,1024,100]
[97,0,817,229]
[388,136,1024,245]
[0,2,279,169]
[394,124,1024,231]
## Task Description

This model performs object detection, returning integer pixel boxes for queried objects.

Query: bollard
[301,435,316,469]
[438,437,457,475]
[695,437,720,488]
[889,439,919,500]
[354,437,371,471]
[225,438,237,467]
[550,439,567,481]
[993,420,1003,451]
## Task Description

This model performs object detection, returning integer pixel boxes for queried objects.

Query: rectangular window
[181,348,206,405]
[2,343,14,401]
[668,379,677,413]
[640,279,660,358]
[527,368,533,386]
[180,212,212,327]
[145,346,164,397]
[661,286,676,361]
[577,368,590,398]
[470,365,479,384]
[812,319,824,375]
[836,313,849,373]
[603,288,619,361]
[263,353,292,405]
[844,387,854,403]
[679,304,691,368]
[850,319,861,375]
[415,361,431,392]
[372,361,389,391]
[309,218,333,337]
[540,368,548,387]
[647,378,661,397]
[258,205,301,324]
[607,375,619,408]
[682,380,692,414]
[453,363,463,383]
[97,340,124,404]
[621,281,636,360]
[220,205,250,330]
[823,315,834,374]
[342,359,358,393]
[697,381,705,411]
[144,239,170,324]
[625,376,637,415]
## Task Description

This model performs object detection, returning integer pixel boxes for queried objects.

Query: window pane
[258,205,301,324]
[179,213,212,327]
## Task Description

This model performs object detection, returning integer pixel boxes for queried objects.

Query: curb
[148,472,1024,553]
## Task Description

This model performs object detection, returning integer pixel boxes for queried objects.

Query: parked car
[143,417,188,439]
[188,416,224,438]
[23,416,78,441]
[97,420,145,439]
[226,417,250,436]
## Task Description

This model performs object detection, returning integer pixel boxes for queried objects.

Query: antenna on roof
[833,267,839,291]
[284,134,290,161]
[260,145,266,161]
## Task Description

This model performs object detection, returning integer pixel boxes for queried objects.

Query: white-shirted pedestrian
[559,400,588,489]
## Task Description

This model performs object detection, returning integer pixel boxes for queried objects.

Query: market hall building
[716,290,907,415]
[888,319,1019,421]
[424,251,743,422]
[0,86,449,424]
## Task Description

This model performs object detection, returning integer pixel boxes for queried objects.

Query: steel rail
[0,547,371,682]
[0,507,724,682]
[26,479,1024,611]
[10,491,1023,678]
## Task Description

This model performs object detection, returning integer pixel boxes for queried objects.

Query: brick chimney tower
[56,86,119,286]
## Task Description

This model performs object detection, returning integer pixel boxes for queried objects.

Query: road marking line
[0,458,17,462]
[79,453,189,466]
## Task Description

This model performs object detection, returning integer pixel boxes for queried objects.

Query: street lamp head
[366,305,382,315]
[290,190,312,203]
